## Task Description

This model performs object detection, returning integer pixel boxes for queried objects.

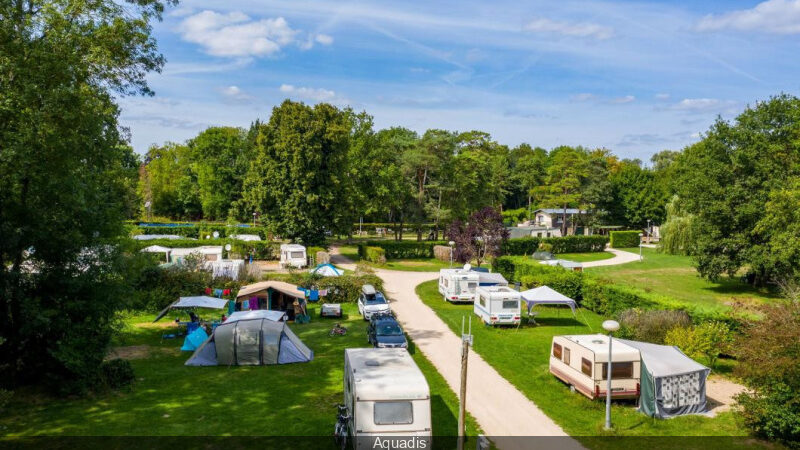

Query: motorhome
[473,286,521,326]
[549,334,641,400]
[341,348,432,446]
[438,266,480,303]
[279,244,307,268]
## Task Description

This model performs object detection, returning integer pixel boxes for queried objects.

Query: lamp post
[448,241,455,268]
[602,319,620,430]
[646,219,651,244]
[638,233,643,261]
[252,212,257,227]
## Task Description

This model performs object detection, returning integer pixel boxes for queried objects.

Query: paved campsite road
[582,248,641,267]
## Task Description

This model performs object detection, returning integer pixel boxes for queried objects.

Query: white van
[279,244,307,268]
[549,334,641,400]
[438,266,480,303]
[474,286,521,326]
[341,348,432,448]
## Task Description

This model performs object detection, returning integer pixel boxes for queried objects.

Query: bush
[286,272,384,304]
[229,241,280,260]
[358,241,446,259]
[364,246,386,264]
[100,359,136,390]
[665,321,733,368]
[500,235,608,255]
[617,309,692,344]
[520,269,583,300]
[609,230,641,248]
[127,261,214,311]
[736,382,800,445]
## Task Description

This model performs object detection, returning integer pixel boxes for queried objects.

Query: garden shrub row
[492,256,739,326]
[358,241,448,259]
[131,223,268,239]
[363,246,386,263]
[284,271,384,304]
[500,235,608,255]
[609,230,641,248]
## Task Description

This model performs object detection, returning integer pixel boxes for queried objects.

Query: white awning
[520,285,577,314]
[153,296,230,322]
[140,245,171,253]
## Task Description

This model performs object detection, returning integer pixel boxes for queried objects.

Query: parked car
[367,313,408,348]
[357,284,390,320]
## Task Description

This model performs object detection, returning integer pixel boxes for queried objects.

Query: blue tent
[309,263,343,277]
[181,326,209,351]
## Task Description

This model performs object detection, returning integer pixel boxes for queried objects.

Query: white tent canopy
[153,296,230,322]
[230,234,262,241]
[226,310,286,323]
[519,285,577,315]
[141,245,171,253]
[133,234,185,240]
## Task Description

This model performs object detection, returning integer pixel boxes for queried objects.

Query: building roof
[534,209,587,215]
[236,280,305,300]
[560,334,640,362]
[346,348,429,401]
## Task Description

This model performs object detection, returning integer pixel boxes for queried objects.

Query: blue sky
[119,0,800,161]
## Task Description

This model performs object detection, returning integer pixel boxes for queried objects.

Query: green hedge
[131,238,229,250]
[610,230,640,248]
[492,256,739,326]
[358,241,448,259]
[363,246,386,263]
[500,235,608,255]
[285,272,384,304]
[229,241,280,260]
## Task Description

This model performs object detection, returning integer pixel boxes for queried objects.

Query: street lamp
[252,212,257,227]
[448,241,455,268]
[646,219,651,243]
[638,233,643,261]
[602,319,620,430]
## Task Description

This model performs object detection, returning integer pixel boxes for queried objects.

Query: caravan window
[602,362,633,379]
[374,401,413,425]
[581,358,592,376]
[462,281,477,293]
[552,343,562,359]
[290,251,304,259]
[563,348,571,365]
[502,300,518,310]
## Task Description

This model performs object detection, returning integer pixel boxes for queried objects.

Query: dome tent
[185,318,313,366]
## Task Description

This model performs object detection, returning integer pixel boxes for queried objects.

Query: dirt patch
[106,345,151,360]
[705,376,747,417]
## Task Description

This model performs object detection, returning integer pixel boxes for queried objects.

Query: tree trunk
[562,202,568,236]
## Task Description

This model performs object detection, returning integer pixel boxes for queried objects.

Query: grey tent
[153,296,230,322]
[185,318,313,366]
[618,339,710,418]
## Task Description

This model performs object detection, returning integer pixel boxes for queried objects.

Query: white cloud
[315,33,334,45]
[177,11,332,57]
[219,85,253,104]
[570,93,596,102]
[696,0,800,34]
[655,93,670,100]
[523,17,614,40]
[672,98,720,111]
[610,95,635,104]
[279,84,347,104]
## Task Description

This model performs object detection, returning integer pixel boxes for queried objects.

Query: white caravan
[474,286,521,326]
[549,334,641,400]
[279,244,307,268]
[342,348,432,447]
[438,265,480,303]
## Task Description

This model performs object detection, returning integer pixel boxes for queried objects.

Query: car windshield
[377,322,403,336]
[365,294,386,305]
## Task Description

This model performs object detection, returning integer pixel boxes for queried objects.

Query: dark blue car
[367,314,408,349]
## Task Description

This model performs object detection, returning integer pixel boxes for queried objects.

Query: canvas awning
[141,245,171,253]
[236,281,305,300]
[473,271,507,286]
[153,296,230,322]
[226,310,286,323]
[520,285,577,315]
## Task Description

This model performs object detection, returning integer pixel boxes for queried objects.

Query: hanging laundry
[250,298,259,310]
[205,287,212,295]
[213,288,223,298]
[309,290,319,301]
[319,289,328,297]
[227,300,235,316]
[242,300,249,310]
[223,289,231,296]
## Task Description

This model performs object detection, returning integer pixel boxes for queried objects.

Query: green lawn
[415,280,753,441]
[587,248,779,313]
[335,245,453,272]
[556,252,615,263]
[0,304,480,444]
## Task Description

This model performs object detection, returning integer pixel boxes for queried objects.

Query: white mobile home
[169,246,224,263]
[474,286,521,326]
[438,266,480,303]
[342,348,432,446]
[549,334,641,400]
[280,244,307,268]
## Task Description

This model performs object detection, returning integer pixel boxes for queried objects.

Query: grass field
[415,280,752,440]
[587,248,779,313]
[0,304,480,444]
[556,252,615,263]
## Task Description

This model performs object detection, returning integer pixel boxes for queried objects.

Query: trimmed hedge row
[610,230,641,248]
[363,247,386,263]
[132,224,268,239]
[492,256,738,326]
[500,235,609,255]
[358,241,448,259]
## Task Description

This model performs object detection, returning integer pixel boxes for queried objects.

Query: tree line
[137,102,674,243]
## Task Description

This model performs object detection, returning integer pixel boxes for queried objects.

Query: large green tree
[674,94,800,283]
[187,127,248,220]
[540,146,589,235]
[241,100,351,244]
[0,0,173,391]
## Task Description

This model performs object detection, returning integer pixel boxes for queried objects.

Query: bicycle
[329,323,348,337]
[333,404,350,450]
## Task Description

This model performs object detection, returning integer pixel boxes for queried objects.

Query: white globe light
[602,320,620,332]
[213,231,220,238]
[463,263,471,271]
[225,244,232,251]
[448,241,455,246]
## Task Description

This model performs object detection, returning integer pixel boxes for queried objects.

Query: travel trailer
[279,244,307,268]
[473,286,521,326]
[549,334,641,400]
[169,246,223,263]
[438,266,480,303]
[339,348,432,447]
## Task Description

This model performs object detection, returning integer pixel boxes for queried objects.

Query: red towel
[204,287,212,295]
[223,289,231,296]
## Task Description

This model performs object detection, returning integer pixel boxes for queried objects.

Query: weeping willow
[659,195,696,255]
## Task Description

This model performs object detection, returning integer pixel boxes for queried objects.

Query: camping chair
[528,310,539,326]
